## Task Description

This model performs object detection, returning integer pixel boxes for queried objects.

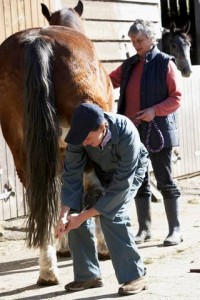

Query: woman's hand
[134,107,156,122]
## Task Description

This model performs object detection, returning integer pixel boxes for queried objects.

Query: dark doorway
[160,0,197,64]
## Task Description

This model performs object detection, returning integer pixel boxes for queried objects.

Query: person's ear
[99,123,106,130]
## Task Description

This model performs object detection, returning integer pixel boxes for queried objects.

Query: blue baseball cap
[65,103,105,145]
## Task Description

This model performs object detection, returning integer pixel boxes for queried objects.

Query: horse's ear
[182,20,191,34]
[170,21,177,32]
[41,3,52,22]
[74,0,83,16]
[161,27,169,34]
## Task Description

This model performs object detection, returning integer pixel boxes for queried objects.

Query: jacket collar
[104,113,119,145]
[129,45,160,65]
[145,45,160,62]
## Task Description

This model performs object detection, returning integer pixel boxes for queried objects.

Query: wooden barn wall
[172,66,200,178]
[0,128,26,221]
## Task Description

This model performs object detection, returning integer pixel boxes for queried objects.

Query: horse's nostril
[182,69,192,77]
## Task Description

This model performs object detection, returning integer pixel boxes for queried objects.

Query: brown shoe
[118,274,149,296]
[65,278,103,292]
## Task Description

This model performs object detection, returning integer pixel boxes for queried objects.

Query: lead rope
[145,120,164,153]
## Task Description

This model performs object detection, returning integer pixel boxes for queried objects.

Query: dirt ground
[0,175,200,300]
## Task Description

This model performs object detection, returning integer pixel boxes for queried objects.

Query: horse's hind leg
[56,234,71,257]
[84,170,110,260]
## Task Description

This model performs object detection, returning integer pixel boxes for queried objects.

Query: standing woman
[109,19,182,246]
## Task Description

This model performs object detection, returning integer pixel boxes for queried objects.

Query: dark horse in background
[161,21,192,77]
[0,0,113,285]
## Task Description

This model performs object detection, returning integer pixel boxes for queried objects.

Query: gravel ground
[0,176,200,300]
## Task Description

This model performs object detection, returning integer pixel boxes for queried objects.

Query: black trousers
[136,147,181,200]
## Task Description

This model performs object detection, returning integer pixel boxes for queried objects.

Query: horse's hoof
[98,253,110,261]
[56,250,71,258]
[37,277,59,286]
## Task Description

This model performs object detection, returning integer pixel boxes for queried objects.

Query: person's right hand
[135,107,156,122]
[54,205,69,239]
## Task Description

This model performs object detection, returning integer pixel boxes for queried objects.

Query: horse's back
[0,26,113,184]
[0,26,113,120]
[38,26,113,114]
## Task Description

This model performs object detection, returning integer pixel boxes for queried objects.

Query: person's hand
[134,107,156,122]
[65,213,85,234]
[55,206,69,239]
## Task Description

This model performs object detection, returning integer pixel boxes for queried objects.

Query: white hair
[128,19,157,45]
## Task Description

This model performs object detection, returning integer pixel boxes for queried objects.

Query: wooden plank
[93,41,136,61]
[60,0,160,21]
[172,66,200,178]
[17,0,26,31]
[103,62,122,73]
[0,0,6,42]
[3,0,12,37]
[38,0,46,27]
[49,0,57,10]
[2,142,18,220]
[112,0,159,3]
[24,0,32,29]
[10,0,19,34]
[0,130,7,220]
[0,138,12,220]
[0,130,25,220]
[84,20,162,41]
[30,0,39,27]
[63,0,160,6]
[83,2,160,22]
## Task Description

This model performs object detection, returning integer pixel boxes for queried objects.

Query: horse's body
[0,1,113,284]
[162,21,192,77]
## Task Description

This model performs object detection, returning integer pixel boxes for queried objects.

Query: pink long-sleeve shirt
[109,60,182,120]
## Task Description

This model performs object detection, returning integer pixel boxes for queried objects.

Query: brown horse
[0,0,113,285]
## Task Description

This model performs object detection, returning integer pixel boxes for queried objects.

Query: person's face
[130,32,153,58]
[82,124,105,147]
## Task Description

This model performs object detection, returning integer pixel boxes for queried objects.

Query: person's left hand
[135,107,156,122]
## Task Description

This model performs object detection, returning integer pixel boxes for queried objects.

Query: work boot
[65,278,103,292]
[118,273,149,296]
[134,197,152,244]
[163,198,183,246]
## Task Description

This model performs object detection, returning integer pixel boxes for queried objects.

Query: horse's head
[41,0,85,34]
[162,21,192,77]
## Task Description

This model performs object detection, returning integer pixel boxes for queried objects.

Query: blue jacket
[117,46,179,149]
[61,112,148,219]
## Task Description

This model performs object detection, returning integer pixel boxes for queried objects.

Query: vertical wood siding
[172,66,200,178]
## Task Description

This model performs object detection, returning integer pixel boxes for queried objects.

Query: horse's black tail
[23,35,60,248]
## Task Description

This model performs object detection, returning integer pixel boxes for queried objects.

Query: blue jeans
[68,212,145,284]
